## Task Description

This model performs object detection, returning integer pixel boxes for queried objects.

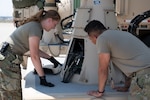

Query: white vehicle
[11,0,150,99]
[115,0,150,46]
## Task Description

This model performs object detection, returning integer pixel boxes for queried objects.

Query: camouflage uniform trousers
[0,46,22,100]
[129,67,150,100]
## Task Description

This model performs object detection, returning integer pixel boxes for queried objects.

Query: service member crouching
[84,20,150,100]
[0,9,62,100]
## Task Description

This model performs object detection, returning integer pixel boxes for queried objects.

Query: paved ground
[21,57,129,100]
[22,56,100,100]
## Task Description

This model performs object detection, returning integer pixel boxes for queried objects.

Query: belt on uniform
[131,67,150,77]
[0,42,17,56]
[0,42,9,55]
[0,42,20,63]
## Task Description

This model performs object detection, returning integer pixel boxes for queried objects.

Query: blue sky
[0,0,13,16]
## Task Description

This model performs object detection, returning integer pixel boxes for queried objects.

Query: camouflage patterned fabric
[0,44,22,100]
[129,67,150,100]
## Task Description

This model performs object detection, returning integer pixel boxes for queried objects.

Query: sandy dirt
[0,22,16,43]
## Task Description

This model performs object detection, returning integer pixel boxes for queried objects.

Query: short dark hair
[84,20,106,35]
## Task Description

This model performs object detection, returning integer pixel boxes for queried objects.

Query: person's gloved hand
[48,56,62,68]
[39,76,55,87]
